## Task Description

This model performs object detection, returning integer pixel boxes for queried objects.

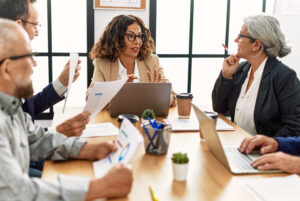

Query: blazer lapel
[254,58,273,126]
[110,60,119,81]
[137,59,149,82]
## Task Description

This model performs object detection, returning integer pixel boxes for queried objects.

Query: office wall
[273,0,300,77]
[94,0,150,43]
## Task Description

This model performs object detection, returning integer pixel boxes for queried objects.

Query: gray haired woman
[212,14,300,137]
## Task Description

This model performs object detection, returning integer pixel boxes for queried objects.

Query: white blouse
[118,58,140,82]
[234,58,267,135]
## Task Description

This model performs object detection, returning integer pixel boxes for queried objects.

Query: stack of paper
[93,119,143,178]
[244,175,300,201]
[169,118,234,131]
[80,123,119,138]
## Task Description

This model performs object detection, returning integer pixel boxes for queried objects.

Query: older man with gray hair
[0,18,132,201]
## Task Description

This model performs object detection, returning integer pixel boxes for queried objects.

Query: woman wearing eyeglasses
[87,15,176,106]
[212,14,300,137]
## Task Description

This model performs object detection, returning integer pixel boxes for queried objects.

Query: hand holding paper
[93,118,143,178]
[62,52,79,113]
[84,79,127,120]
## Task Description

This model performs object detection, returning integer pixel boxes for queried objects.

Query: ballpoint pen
[149,185,159,201]
[222,43,232,54]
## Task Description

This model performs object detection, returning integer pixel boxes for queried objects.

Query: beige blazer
[86,54,176,106]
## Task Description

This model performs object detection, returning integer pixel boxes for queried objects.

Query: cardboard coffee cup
[176,93,193,119]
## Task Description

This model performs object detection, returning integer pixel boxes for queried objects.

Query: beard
[15,81,34,99]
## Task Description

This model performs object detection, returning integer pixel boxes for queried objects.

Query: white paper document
[100,0,141,8]
[62,52,79,113]
[170,118,234,131]
[80,123,119,138]
[244,174,300,201]
[83,79,127,120]
[216,118,234,131]
[93,118,143,178]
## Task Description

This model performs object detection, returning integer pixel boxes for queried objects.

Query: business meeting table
[42,107,288,201]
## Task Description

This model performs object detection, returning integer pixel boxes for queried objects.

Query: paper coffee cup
[176,93,193,119]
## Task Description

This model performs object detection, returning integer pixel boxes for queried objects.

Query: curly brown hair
[90,15,155,62]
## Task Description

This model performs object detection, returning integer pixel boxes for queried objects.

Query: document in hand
[83,79,127,120]
[62,52,79,113]
[93,118,143,178]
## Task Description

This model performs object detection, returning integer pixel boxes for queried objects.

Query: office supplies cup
[177,93,193,119]
[142,123,171,155]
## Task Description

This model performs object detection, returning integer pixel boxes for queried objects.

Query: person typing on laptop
[87,15,176,106]
[239,135,300,173]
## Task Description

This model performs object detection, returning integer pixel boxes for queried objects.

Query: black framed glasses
[21,19,42,29]
[238,34,256,42]
[0,53,38,65]
[122,32,146,42]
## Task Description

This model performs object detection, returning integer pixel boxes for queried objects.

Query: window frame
[149,0,267,92]
[35,0,94,119]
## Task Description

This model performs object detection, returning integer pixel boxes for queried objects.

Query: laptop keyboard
[224,147,258,173]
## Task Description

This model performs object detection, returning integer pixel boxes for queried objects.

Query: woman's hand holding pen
[222,54,240,79]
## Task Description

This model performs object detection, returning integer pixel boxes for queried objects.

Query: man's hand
[76,141,117,161]
[85,163,133,201]
[221,54,240,79]
[147,69,162,82]
[56,111,90,136]
[251,152,300,173]
[238,135,279,154]
[58,59,82,87]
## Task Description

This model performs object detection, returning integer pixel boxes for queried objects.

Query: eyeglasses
[238,34,256,42]
[122,33,146,42]
[21,19,42,29]
[0,53,38,65]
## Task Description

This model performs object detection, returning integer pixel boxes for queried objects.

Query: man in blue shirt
[239,135,300,173]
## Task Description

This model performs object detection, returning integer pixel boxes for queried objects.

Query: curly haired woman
[87,15,176,106]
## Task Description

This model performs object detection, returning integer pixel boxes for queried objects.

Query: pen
[149,185,159,201]
[222,43,232,54]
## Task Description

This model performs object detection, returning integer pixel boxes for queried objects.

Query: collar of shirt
[252,57,267,80]
[0,92,21,116]
[118,58,140,82]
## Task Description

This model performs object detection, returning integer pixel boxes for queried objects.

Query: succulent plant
[142,108,156,120]
[171,152,189,164]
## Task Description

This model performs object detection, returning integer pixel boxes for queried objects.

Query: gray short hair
[0,18,24,60]
[244,14,291,58]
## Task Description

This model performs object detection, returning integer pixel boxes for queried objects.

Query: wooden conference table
[42,107,287,201]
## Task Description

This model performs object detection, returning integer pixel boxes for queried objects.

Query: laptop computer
[109,82,171,118]
[192,103,281,174]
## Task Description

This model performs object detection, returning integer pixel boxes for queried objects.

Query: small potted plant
[171,152,189,181]
[141,108,156,124]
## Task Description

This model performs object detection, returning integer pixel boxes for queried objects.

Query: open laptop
[192,103,281,174]
[109,82,171,118]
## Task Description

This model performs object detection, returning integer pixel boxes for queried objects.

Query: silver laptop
[192,103,281,174]
[109,82,171,118]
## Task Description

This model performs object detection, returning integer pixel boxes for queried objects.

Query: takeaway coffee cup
[176,93,193,119]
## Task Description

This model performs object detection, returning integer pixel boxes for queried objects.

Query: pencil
[149,185,159,201]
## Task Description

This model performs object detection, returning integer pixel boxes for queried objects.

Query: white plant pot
[172,163,189,181]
